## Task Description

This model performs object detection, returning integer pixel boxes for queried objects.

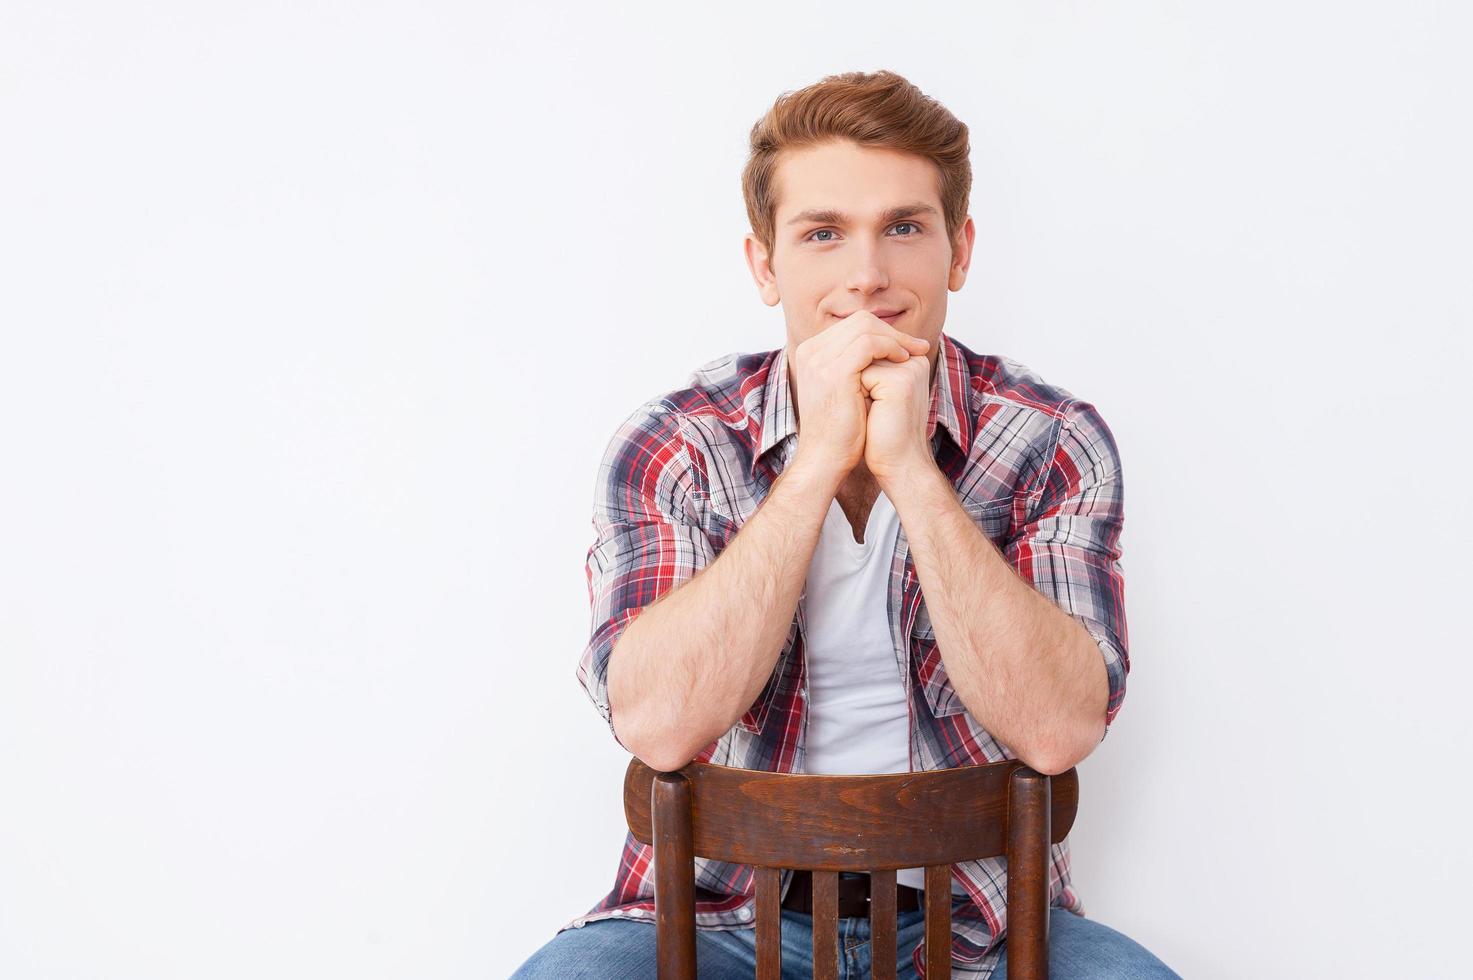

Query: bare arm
[859,379,1129,775]
[607,450,842,771]
[884,460,1108,775]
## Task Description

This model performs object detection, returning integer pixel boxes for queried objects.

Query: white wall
[2,2,1468,978]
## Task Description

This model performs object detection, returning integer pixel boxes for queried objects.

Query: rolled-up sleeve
[576,399,718,750]
[1005,398,1129,741]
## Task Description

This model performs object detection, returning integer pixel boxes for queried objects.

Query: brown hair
[741,70,972,268]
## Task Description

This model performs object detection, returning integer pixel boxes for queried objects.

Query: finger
[859,359,908,392]
[861,356,928,393]
[842,334,912,377]
[845,311,931,351]
[858,361,893,388]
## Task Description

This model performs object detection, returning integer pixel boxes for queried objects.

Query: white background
[2,2,1469,978]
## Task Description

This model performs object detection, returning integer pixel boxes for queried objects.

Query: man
[513,70,1178,978]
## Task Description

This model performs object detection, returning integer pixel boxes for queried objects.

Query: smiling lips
[834,309,905,321]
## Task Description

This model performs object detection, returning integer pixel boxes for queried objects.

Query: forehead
[772,140,943,219]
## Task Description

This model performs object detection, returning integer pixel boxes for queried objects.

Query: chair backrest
[623,758,1079,980]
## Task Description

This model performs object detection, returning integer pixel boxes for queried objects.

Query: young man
[513,70,1178,979]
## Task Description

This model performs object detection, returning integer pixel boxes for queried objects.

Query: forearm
[888,462,1107,775]
[607,453,843,771]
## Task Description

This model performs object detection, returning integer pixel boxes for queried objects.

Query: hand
[788,312,930,479]
[859,351,934,487]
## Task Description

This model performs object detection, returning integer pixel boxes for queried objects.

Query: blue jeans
[511,902,1181,978]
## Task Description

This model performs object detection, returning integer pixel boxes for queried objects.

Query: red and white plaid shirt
[566,331,1129,978]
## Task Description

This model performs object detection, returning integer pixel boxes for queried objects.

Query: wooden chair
[623,757,1079,980]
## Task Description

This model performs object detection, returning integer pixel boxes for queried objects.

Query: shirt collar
[750,331,972,477]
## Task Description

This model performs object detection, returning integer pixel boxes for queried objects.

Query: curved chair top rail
[623,758,1078,872]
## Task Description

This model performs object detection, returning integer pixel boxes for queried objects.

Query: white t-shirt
[800,490,965,894]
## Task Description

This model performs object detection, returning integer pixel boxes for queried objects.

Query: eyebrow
[785,202,940,227]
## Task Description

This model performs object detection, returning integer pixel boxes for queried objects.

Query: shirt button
[737,906,753,921]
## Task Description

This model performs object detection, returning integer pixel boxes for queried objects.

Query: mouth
[832,309,908,324]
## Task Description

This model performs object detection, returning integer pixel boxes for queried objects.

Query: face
[743,138,975,382]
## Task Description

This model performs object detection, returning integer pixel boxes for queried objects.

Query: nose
[844,240,889,295]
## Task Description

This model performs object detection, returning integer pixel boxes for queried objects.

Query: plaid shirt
[565,331,1129,978]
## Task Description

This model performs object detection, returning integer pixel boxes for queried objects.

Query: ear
[743,233,781,306]
[948,215,976,291]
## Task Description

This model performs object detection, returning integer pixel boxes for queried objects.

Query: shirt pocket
[911,496,1018,719]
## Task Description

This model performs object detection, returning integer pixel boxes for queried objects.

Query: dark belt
[780,870,924,918]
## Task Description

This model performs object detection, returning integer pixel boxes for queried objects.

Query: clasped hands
[858,338,935,487]
[791,311,940,491]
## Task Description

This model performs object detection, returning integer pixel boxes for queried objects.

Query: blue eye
[805,222,921,243]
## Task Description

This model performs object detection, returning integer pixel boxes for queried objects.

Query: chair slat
[755,866,781,980]
[924,865,951,980]
[869,868,897,980]
[652,773,696,980]
[812,869,838,980]
[1006,768,1052,980]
